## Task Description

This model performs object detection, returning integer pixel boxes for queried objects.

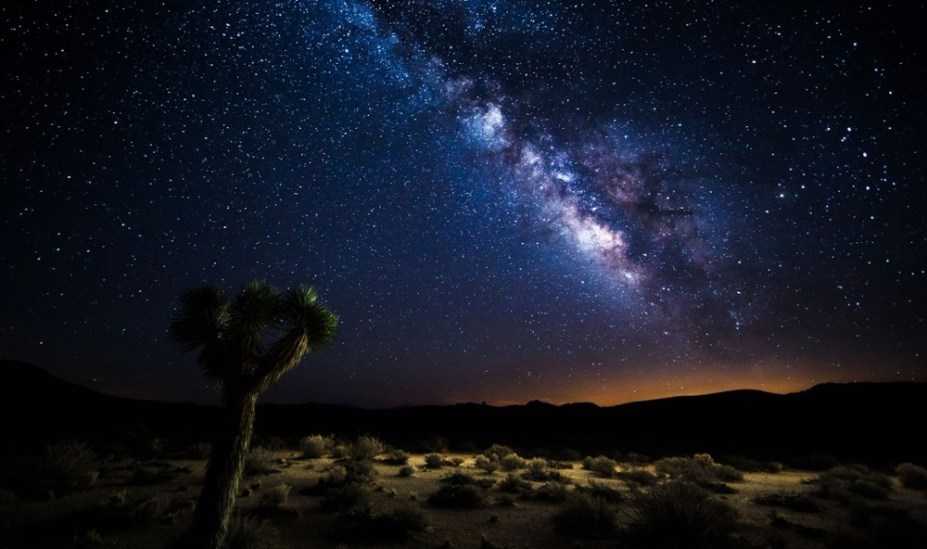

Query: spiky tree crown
[168,281,338,396]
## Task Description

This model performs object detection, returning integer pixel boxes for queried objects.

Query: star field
[1,0,924,406]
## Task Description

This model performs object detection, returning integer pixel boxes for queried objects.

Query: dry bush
[580,480,624,504]
[474,455,500,473]
[245,447,279,476]
[618,468,659,488]
[398,464,415,477]
[424,453,444,469]
[299,434,333,458]
[583,455,618,478]
[383,449,409,465]
[484,444,516,461]
[814,465,893,502]
[499,453,526,471]
[428,484,484,508]
[553,492,616,538]
[498,473,532,494]
[626,481,738,548]
[351,436,385,461]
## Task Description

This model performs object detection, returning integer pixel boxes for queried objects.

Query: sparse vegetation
[583,455,618,478]
[580,480,623,503]
[351,436,385,461]
[533,480,569,502]
[398,464,415,477]
[383,449,410,465]
[617,468,659,488]
[626,480,738,548]
[428,483,484,508]
[424,453,444,469]
[499,453,526,471]
[331,503,429,543]
[498,473,532,494]
[475,455,500,473]
[245,447,279,476]
[813,465,893,501]
[298,435,333,459]
[553,492,616,538]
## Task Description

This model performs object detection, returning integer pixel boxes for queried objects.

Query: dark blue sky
[2,0,924,407]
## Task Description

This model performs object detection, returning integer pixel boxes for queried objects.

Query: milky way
[1,0,924,406]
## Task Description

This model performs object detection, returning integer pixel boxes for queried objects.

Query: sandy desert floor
[1,448,926,548]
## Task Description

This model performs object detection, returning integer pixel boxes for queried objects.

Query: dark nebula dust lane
[1,0,924,406]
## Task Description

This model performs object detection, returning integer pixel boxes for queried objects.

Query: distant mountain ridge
[2,360,924,464]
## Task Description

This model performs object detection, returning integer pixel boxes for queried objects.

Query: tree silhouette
[169,281,337,549]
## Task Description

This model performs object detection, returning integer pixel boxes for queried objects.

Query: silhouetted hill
[2,360,924,464]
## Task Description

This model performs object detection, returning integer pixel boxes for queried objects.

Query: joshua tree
[169,281,337,549]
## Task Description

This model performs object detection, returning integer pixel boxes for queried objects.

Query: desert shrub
[398,464,415,477]
[424,453,444,469]
[522,459,564,482]
[383,449,409,465]
[534,481,569,502]
[245,447,278,476]
[498,473,532,493]
[260,484,290,508]
[331,444,351,459]
[626,481,738,548]
[299,434,333,459]
[441,471,475,486]
[754,493,819,513]
[618,468,659,488]
[475,455,500,473]
[895,463,927,489]
[449,456,464,467]
[654,455,743,486]
[553,492,616,538]
[499,453,526,471]
[342,459,376,484]
[322,482,372,512]
[42,440,100,491]
[815,465,893,501]
[351,436,385,460]
[580,481,624,504]
[428,484,484,508]
[546,459,573,470]
[627,453,651,464]
[331,503,428,543]
[583,455,618,478]
[484,444,516,461]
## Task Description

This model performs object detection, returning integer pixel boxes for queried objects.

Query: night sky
[2,0,924,407]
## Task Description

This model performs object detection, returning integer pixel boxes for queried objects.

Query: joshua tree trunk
[190,390,259,549]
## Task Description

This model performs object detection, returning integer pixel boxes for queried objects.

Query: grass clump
[626,480,738,548]
[553,492,616,538]
[299,434,333,458]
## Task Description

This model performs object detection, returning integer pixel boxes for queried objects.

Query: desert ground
[1,438,926,549]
